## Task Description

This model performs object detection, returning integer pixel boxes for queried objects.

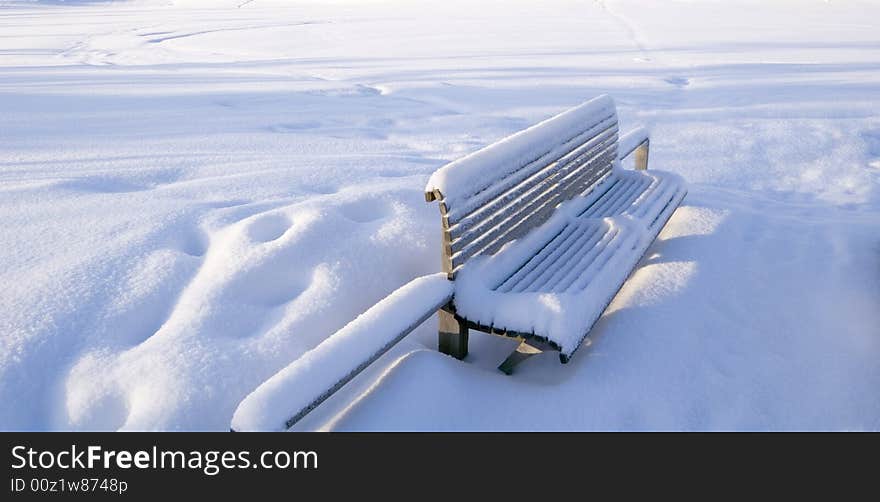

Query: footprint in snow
[247,213,293,243]
[170,227,209,257]
[269,121,323,133]
[664,76,690,88]
[336,198,394,223]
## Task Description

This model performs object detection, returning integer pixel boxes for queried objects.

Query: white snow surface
[1,0,879,431]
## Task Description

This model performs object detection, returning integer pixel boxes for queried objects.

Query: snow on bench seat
[452,167,686,360]
[580,169,687,231]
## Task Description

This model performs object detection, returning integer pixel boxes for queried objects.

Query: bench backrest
[425,95,620,278]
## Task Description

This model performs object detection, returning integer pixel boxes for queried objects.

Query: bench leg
[498,340,543,375]
[438,309,468,360]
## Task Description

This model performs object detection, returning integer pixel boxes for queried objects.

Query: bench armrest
[231,273,454,432]
[618,126,650,170]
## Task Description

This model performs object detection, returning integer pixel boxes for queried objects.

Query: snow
[424,94,616,205]
[231,272,452,432]
[1,0,879,431]
[452,166,686,358]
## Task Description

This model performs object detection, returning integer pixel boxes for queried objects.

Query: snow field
[0,0,878,430]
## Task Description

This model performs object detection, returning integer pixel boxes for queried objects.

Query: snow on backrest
[425,95,619,277]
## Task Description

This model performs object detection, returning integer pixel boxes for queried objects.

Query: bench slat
[505,222,607,293]
[448,142,616,262]
[445,115,618,225]
[495,224,578,292]
[552,225,626,293]
[525,222,614,293]
[449,147,617,272]
[448,123,618,241]
[450,126,616,249]
[426,95,617,212]
[580,176,646,218]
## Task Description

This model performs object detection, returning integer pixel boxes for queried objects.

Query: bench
[231,95,686,431]
[425,94,687,371]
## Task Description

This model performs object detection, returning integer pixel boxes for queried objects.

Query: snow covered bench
[231,95,685,431]
[424,94,686,371]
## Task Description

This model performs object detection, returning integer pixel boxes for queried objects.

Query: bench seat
[452,167,686,361]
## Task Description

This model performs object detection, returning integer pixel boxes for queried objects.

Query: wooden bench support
[438,307,469,360]
[498,339,544,375]
[634,139,649,170]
